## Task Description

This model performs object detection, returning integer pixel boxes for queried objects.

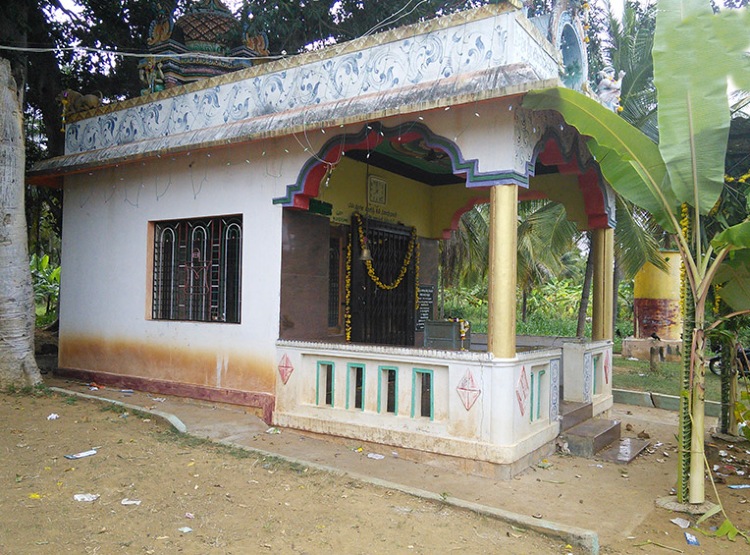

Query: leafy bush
[30,253,60,322]
[737,390,750,442]
[517,312,588,337]
[440,276,634,339]
[441,286,488,333]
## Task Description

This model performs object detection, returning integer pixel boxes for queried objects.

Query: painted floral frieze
[65,11,558,155]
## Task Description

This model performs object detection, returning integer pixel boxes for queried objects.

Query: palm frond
[615,196,667,279]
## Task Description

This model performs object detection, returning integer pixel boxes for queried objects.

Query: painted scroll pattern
[66,13,559,154]
[549,357,560,421]
[583,351,593,404]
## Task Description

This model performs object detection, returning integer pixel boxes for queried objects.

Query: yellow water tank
[633,250,683,340]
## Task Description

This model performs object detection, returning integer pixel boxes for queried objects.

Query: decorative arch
[530,130,616,229]
[273,121,530,209]
[441,196,490,240]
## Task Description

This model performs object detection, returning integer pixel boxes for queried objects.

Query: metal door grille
[350,216,415,346]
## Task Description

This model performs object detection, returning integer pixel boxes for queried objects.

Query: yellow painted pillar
[487,184,518,358]
[591,227,614,341]
[633,250,683,340]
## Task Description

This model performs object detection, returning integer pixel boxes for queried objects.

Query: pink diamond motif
[456,369,481,411]
[278,354,294,385]
[516,366,529,416]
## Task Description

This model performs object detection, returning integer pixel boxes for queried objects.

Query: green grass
[612,356,723,402]
[4,383,52,397]
[155,429,312,473]
[155,428,255,460]
[99,402,152,420]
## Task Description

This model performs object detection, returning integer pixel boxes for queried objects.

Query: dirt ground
[16,330,750,554]
[0,391,569,555]
[2,390,749,555]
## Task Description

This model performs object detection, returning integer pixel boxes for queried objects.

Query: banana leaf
[653,0,744,213]
[522,88,678,233]
[713,249,750,311]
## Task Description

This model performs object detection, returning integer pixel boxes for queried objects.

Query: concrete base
[561,401,592,431]
[613,389,722,418]
[291,427,556,481]
[655,495,717,515]
[599,437,651,464]
[622,338,682,362]
[564,418,621,458]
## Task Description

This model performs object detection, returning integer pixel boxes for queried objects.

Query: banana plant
[29,254,60,316]
[523,0,750,505]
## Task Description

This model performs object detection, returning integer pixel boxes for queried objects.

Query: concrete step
[560,401,593,432]
[563,418,621,458]
[599,437,651,464]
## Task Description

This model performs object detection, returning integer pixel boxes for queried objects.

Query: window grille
[152,215,242,323]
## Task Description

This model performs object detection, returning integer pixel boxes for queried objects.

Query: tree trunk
[576,233,594,337]
[677,211,693,504]
[688,300,707,504]
[612,257,622,336]
[0,57,41,389]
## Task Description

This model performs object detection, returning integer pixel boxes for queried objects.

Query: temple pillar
[591,227,614,341]
[487,184,518,358]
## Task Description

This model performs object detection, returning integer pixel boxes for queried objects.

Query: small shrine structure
[30,0,617,477]
[138,0,268,94]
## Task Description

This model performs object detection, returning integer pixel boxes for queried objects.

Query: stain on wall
[58,334,275,394]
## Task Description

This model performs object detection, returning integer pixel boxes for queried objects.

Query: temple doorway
[349,215,416,346]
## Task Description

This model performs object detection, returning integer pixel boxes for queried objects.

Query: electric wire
[0,0,444,62]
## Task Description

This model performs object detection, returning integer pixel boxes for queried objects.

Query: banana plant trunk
[688,303,706,504]
[0,57,41,389]
[678,272,693,503]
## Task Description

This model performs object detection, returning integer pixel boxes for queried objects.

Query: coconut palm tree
[441,200,580,326]
[586,0,665,336]
[603,0,658,140]
[517,201,579,322]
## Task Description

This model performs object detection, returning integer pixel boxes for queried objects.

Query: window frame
[411,368,434,420]
[151,214,242,324]
[327,228,346,332]
[346,363,366,411]
[316,361,335,407]
[378,366,398,415]
[530,367,547,422]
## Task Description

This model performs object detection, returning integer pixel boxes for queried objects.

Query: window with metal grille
[152,215,242,323]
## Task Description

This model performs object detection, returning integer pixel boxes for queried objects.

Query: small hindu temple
[30,0,621,477]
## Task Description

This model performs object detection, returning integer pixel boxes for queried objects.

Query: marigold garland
[353,212,416,291]
[448,317,470,341]
[60,96,69,132]
[345,240,352,341]
[414,239,420,310]
[680,203,689,314]
[726,170,750,184]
